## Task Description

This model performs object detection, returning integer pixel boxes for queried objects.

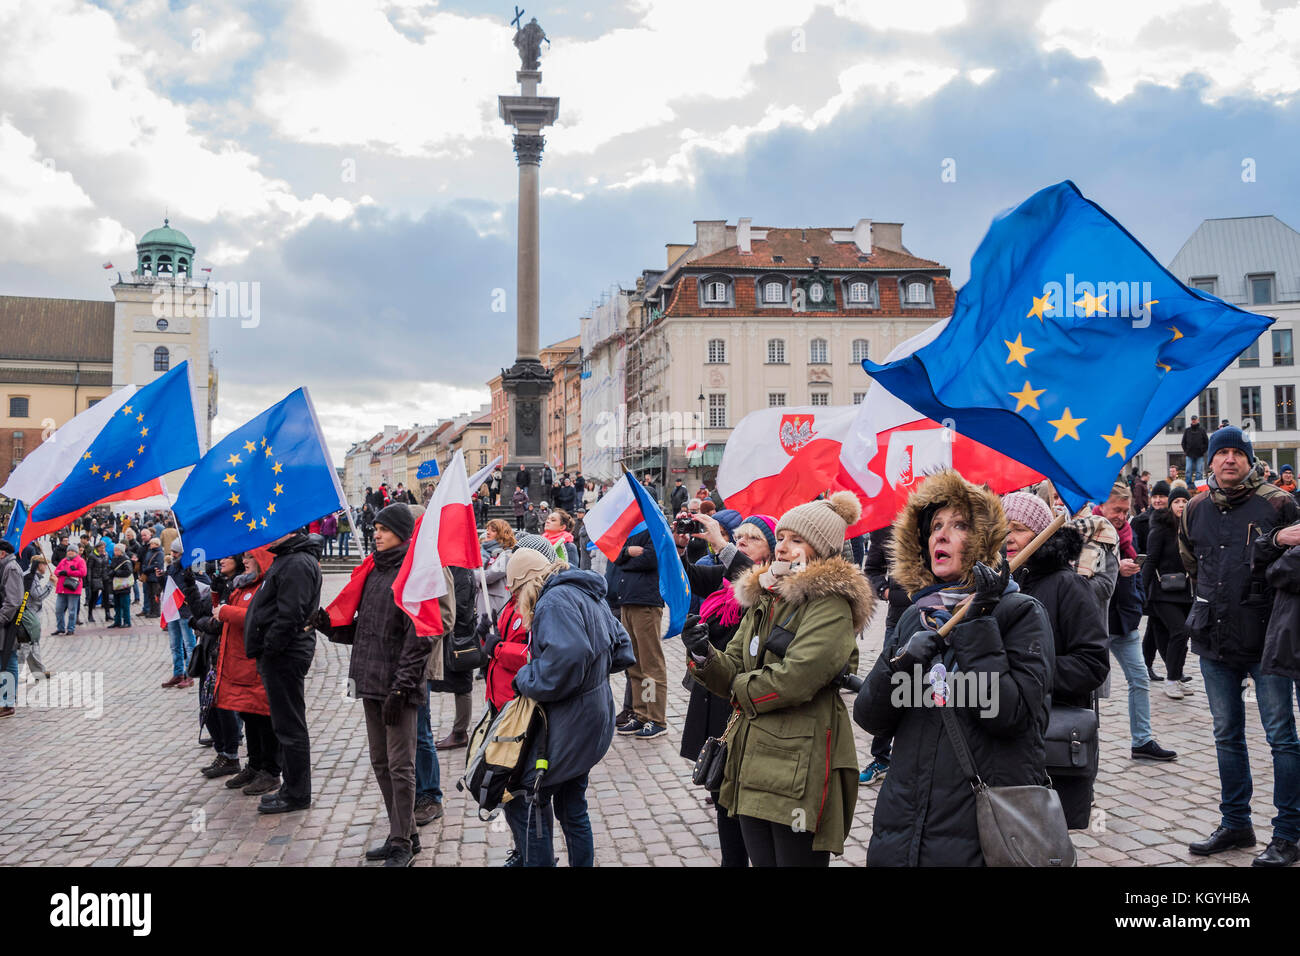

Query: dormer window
[699,275,733,307]
[900,276,934,307]
[759,275,789,305]
[772,255,784,263]
[845,280,877,307]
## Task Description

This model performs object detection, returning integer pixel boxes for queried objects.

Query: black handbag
[187,630,219,679]
[1044,701,1099,775]
[691,711,738,791]
[1158,571,1188,593]
[445,617,487,673]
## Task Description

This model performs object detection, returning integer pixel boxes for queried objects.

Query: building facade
[1135,215,1300,476]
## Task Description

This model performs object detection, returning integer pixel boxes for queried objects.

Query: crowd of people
[4,423,1300,869]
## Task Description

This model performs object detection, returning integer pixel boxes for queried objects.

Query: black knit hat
[373,502,415,541]
[1208,426,1254,465]
[1168,485,1191,504]
[1150,480,1171,497]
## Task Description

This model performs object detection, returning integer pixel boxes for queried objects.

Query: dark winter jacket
[86,550,110,589]
[244,532,322,659]
[865,527,910,631]
[1131,506,1157,554]
[1141,509,1191,604]
[1178,472,1299,666]
[859,468,1054,867]
[523,509,540,534]
[512,487,529,517]
[613,529,662,607]
[429,566,476,695]
[1014,525,1108,710]
[141,545,165,585]
[670,484,689,514]
[555,484,576,512]
[1253,523,1300,680]
[1180,423,1208,458]
[513,570,636,787]
[321,543,431,698]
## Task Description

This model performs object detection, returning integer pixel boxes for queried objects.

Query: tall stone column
[499,65,559,493]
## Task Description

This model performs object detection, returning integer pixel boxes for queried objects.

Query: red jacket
[55,554,87,594]
[487,596,530,712]
[212,547,275,716]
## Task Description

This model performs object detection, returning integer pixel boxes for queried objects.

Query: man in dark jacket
[1181,415,1209,482]
[245,528,322,814]
[613,528,667,738]
[669,479,689,514]
[555,477,577,513]
[1132,470,1151,514]
[1179,426,1300,866]
[313,503,430,866]
[141,538,165,618]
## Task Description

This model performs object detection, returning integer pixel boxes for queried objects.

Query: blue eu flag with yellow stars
[863,181,1273,510]
[30,361,200,522]
[626,473,691,640]
[173,388,343,560]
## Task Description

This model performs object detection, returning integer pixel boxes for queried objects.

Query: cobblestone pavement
[3,572,1294,867]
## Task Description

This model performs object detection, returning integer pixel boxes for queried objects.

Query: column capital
[512,133,546,166]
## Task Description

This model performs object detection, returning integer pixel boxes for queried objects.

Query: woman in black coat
[1140,486,1193,697]
[677,512,770,867]
[1004,492,1109,829]
[855,470,1056,866]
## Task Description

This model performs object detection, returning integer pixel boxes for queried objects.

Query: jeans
[340,533,352,557]
[415,680,443,803]
[1186,455,1205,482]
[167,618,196,677]
[114,592,131,627]
[324,534,335,557]
[1199,656,1300,841]
[1,649,17,707]
[1109,629,1152,748]
[132,580,140,604]
[503,773,595,867]
[54,593,81,633]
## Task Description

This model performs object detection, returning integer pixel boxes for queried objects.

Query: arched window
[767,338,786,364]
[699,275,732,306]
[140,255,152,275]
[846,280,875,306]
[177,257,189,276]
[707,338,727,363]
[759,276,788,305]
[157,254,173,275]
[809,338,829,364]
[154,346,170,372]
[901,276,933,306]
[852,339,870,363]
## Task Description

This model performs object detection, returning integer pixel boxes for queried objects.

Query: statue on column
[513,15,548,70]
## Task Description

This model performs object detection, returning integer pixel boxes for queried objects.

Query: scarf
[699,578,743,629]
[1207,470,1264,509]
[325,544,409,627]
[1092,505,1137,560]
[542,529,574,546]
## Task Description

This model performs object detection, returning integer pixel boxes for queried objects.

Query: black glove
[680,613,712,658]
[967,558,1010,618]
[192,615,221,636]
[889,628,945,672]
[382,689,406,726]
[307,607,332,633]
[475,614,493,644]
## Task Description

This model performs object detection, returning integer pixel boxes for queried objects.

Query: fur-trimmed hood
[734,555,876,632]
[1015,524,1083,579]
[888,469,1008,598]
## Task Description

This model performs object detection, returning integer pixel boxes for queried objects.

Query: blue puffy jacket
[514,569,636,787]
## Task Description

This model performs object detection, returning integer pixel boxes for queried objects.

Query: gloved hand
[192,615,221,636]
[967,558,1010,618]
[474,614,494,644]
[382,689,406,726]
[680,613,712,658]
[307,607,332,633]
[889,628,945,672]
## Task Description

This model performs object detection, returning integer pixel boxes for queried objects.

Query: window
[156,318,169,331]
[1164,410,1186,434]
[1190,277,1217,295]
[700,276,731,306]
[1273,328,1293,366]
[87,397,103,409]
[852,392,867,405]
[153,346,170,372]
[811,392,829,406]
[8,397,29,418]
[479,450,488,467]
[808,282,825,305]
[760,277,787,304]
[768,392,787,407]
[479,434,488,445]
[1277,386,1296,430]
[901,277,933,307]
[1198,387,1219,423]
[851,339,870,363]
[708,393,727,429]
[1250,274,1275,306]
[1240,338,1260,368]
[847,281,874,305]
[707,338,727,364]
[1242,386,1262,431]
[809,338,829,364]
[767,339,786,364]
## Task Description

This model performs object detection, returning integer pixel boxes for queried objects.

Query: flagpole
[302,387,366,560]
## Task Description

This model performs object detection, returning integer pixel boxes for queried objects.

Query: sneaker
[1164,679,1185,700]
[634,721,667,739]
[1132,740,1177,761]
[51,630,65,636]
[242,770,281,796]
[616,718,645,736]
[859,759,889,785]
[415,795,444,826]
[202,756,241,779]
[1251,837,1299,868]
[225,766,258,789]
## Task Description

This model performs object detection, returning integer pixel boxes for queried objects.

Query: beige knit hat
[775,491,862,559]
[506,547,552,593]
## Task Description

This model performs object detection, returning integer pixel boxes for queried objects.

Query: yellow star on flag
[273,483,284,496]
[1027,293,1052,322]
[1009,381,1046,412]
[243,440,257,454]
[260,517,268,528]
[1102,424,1131,459]
[227,453,242,466]
[82,452,91,460]
[140,426,148,437]
[267,503,276,515]
[223,473,238,487]
[103,472,112,482]
[1004,333,1034,367]
[1156,361,1171,372]
[90,464,100,474]
[247,518,258,531]
[114,471,121,478]
[1168,325,1183,341]
[126,460,134,469]
[260,436,267,448]
[122,405,132,416]
[138,444,145,454]
[264,445,273,458]
[1074,291,1107,316]
[232,510,245,523]
[136,413,143,422]
[272,461,283,474]
[228,493,240,506]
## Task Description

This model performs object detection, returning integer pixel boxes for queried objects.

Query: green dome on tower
[136,218,196,278]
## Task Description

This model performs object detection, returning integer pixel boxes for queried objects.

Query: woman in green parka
[685,491,874,865]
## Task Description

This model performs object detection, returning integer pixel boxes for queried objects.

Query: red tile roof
[688,227,943,271]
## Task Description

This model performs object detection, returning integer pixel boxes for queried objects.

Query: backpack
[457,696,549,820]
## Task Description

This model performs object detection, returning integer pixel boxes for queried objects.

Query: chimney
[738,217,752,254]
[383,424,398,438]
[872,222,905,253]
[693,220,728,256]
[852,219,872,255]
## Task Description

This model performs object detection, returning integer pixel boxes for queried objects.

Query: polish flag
[685,439,706,457]
[102,262,114,270]
[582,475,644,561]
[159,577,186,628]
[839,320,1043,533]
[393,451,498,635]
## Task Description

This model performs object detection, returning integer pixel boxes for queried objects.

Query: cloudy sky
[3,0,1298,463]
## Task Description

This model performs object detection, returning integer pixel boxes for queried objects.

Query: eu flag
[173,388,343,560]
[863,181,1272,509]
[30,361,200,521]
[3,500,26,550]
[626,474,691,640]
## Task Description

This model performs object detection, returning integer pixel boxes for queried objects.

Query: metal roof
[1168,215,1300,305]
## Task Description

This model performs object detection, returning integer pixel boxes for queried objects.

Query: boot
[202,755,241,778]
[225,766,258,789]
[242,770,280,796]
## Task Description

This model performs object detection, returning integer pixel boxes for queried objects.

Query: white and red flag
[582,474,647,561]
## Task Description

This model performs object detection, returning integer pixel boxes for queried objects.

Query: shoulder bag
[938,701,1076,867]
[1044,697,1099,776]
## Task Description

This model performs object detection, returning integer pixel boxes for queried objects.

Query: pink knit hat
[1001,491,1053,535]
